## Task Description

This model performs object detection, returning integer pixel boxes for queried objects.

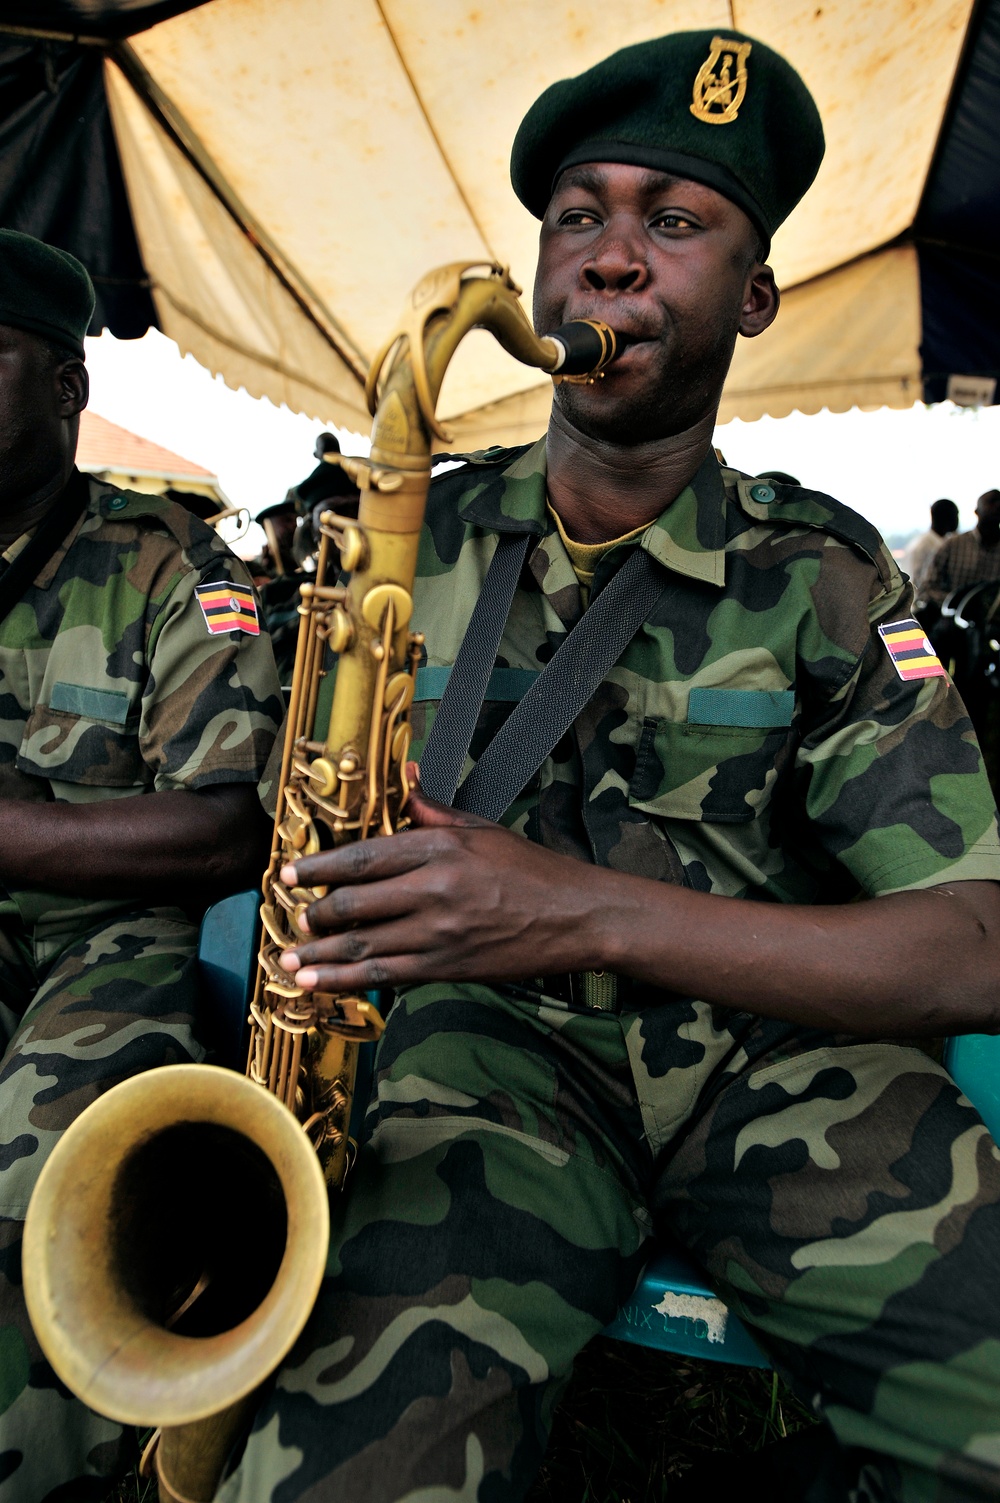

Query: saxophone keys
[384,671,415,712]
[361,582,413,631]
[277,816,308,850]
[269,879,296,911]
[259,904,288,947]
[290,884,325,904]
[391,721,412,763]
[263,979,304,1000]
[338,525,368,573]
[308,757,338,799]
[324,997,387,1041]
[327,606,353,654]
[369,469,403,493]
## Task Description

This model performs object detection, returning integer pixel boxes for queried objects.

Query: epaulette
[431,444,526,468]
[96,486,223,571]
[728,471,891,588]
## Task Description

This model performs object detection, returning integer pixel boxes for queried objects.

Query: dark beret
[257,500,299,522]
[510,31,824,246]
[0,230,95,358]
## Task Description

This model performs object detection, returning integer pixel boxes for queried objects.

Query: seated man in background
[288,430,362,570]
[906,496,959,605]
[923,489,1000,610]
[0,230,283,1500]
[922,491,1000,799]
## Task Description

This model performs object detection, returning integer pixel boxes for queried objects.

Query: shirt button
[107,496,129,511]
[749,483,775,504]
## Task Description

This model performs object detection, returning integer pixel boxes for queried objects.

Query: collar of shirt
[546,503,649,587]
[0,469,94,588]
[456,436,728,590]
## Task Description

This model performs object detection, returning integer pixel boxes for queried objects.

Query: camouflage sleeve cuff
[157,755,277,793]
[868,839,1000,897]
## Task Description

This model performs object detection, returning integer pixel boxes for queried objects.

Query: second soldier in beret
[0,229,285,1499]
[69,32,1000,1503]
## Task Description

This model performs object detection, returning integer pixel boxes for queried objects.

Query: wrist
[577,868,633,975]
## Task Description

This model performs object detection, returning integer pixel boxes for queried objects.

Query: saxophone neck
[365,261,620,475]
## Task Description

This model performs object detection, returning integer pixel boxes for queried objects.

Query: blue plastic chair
[196,891,1000,1370]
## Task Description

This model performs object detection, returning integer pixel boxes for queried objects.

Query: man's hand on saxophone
[279,767,1000,1040]
[279,768,607,991]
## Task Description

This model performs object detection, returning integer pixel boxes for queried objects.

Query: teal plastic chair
[196,891,1000,1369]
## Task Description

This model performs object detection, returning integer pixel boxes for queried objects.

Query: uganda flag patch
[878,618,946,682]
[195,582,260,636]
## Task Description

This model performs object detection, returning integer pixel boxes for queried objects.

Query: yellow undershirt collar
[548,504,649,589]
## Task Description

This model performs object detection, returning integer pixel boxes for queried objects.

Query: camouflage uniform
[0,472,283,1501]
[224,442,1000,1503]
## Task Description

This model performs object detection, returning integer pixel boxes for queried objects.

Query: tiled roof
[77,411,218,482]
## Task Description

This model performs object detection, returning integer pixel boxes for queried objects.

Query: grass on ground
[112,1337,816,1503]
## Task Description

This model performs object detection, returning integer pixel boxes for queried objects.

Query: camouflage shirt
[0,471,283,950]
[407,439,1000,905]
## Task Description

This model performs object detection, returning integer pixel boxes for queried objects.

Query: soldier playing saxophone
[224,30,1000,1503]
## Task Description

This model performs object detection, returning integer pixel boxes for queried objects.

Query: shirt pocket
[628,687,795,824]
[17,682,146,789]
[409,665,540,763]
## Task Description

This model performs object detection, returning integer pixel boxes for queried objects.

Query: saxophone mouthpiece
[544,320,627,381]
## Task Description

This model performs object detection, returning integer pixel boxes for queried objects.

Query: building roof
[77,410,218,484]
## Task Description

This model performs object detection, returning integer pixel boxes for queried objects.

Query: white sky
[83,328,1000,556]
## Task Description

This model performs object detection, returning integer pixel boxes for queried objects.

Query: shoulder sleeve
[794,557,1000,896]
[138,521,284,792]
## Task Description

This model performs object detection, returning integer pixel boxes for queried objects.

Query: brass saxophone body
[248,260,618,1186]
[22,263,620,1503]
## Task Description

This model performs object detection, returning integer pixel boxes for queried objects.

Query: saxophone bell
[23,1066,329,1503]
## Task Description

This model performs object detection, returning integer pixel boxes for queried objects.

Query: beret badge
[510,29,824,242]
[690,36,752,125]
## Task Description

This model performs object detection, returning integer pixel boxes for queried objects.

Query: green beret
[511,31,824,245]
[0,230,95,358]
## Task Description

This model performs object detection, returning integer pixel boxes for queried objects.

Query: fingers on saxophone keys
[284,929,375,971]
[283,921,426,986]
[299,877,416,941]
[286,832,431,891]
[293,953,403,991]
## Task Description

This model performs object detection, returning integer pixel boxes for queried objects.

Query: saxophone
[22,262,620,1503]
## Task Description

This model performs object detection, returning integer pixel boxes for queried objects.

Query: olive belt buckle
[569,970,619,1012]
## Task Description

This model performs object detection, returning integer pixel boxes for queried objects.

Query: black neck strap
[419,531,532,805]
[420,530,670,822]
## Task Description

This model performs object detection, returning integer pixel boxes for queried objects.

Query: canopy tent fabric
[1,0,998,446]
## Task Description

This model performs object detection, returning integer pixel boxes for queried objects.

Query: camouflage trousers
[219,983,1000,1503]
[0,906,202,1503]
